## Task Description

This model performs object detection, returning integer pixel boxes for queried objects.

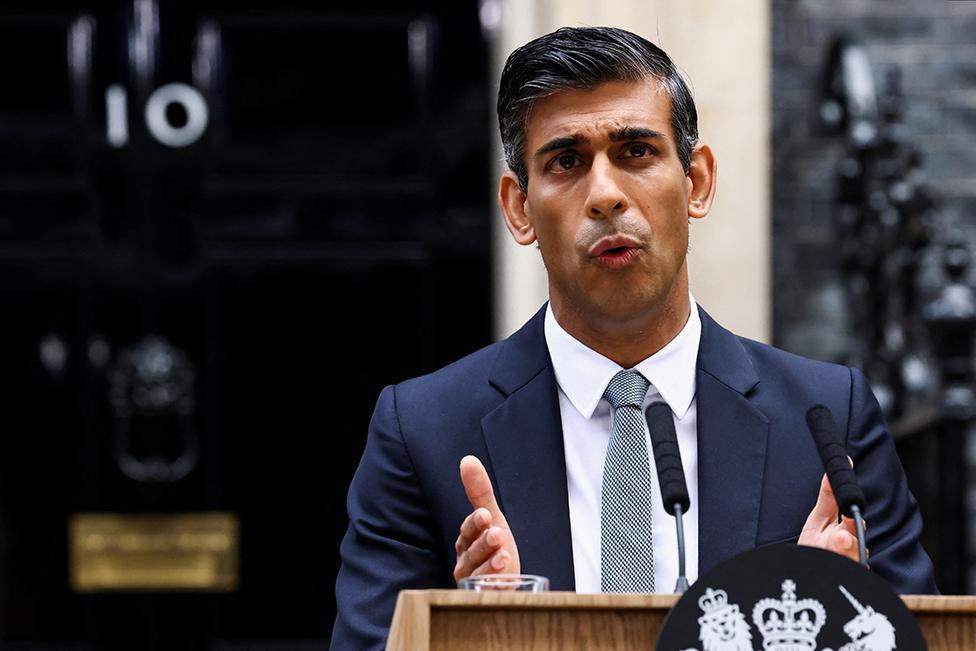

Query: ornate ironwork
[108,336,199,484]
[818,34,976,593]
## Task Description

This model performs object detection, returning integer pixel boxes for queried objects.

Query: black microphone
[805,404,868,567]
[645,401,691,592]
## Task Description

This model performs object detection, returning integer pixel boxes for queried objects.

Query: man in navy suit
[330,26,936,651]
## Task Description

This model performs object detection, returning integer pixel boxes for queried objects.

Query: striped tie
[600,370,655,592]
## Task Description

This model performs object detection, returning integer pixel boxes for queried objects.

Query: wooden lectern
[386,590,976,650]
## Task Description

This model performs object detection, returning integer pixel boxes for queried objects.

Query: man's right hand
[453,455,521,584]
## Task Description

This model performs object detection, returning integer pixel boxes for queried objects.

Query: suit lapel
[695,307,770,577]
[481,306,576,590]
[477,305,771,589]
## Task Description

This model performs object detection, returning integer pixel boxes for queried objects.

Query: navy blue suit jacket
[330,306,937,650]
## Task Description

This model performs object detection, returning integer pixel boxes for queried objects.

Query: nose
[584,156,628,219]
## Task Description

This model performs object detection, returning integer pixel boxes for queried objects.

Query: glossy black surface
[0,1,492,648]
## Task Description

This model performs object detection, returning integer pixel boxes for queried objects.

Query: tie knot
[603,370,650,409]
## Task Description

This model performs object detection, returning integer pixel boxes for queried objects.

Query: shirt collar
[544,297,701,420]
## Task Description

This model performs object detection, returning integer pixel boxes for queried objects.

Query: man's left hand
[797,473,865,563]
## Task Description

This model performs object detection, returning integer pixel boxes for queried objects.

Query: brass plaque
[69,512,239,592]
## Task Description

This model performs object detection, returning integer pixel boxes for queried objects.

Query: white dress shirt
[544,300,701,593]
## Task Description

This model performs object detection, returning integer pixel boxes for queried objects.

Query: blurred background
[0,0,972,648]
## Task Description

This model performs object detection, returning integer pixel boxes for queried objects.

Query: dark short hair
[497,26,699,190]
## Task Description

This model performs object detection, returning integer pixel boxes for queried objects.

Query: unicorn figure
[835,585,896,651]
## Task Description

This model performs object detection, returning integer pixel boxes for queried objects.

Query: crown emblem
[698,587,731,615]
[751,580,826,651]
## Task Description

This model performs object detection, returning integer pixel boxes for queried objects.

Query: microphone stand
[645,401,691,594]
[850,504,868,568]
[673,502,690,593]
[806,405,870,569]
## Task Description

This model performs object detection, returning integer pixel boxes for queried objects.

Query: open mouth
[595,246,638,266]
[589,235,642,268]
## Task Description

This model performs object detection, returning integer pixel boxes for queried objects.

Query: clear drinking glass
[457,574,550,592]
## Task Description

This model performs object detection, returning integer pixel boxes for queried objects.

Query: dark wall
[0,1,492,648]
[772,0,976,360]
[772,0,976,593]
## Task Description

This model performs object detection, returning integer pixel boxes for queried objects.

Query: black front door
[0,1,492,648]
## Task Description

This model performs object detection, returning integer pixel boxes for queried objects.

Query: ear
[499,170,536,246]
[686,143,717,220]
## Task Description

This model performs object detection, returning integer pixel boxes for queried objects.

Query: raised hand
[453,455,521,584]
[798,473,865,563]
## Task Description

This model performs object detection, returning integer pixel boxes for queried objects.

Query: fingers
[839,514,858,538]
[799,472,870,563]
[454,455,522,584]
[829,526,859,562]
[456,507,491,554]
[837,514,870,560]
[471,548,514,576]
[453,526,513,582]
[805,473,840,527]
[460,455,506,525]
[799,517,864,563]
[467,527,508,570]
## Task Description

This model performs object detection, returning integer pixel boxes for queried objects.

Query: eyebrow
[535,135,586,158]
[609,126,665,142]
[534,127,666,158]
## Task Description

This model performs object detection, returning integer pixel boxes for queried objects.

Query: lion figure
[697,603,754,651]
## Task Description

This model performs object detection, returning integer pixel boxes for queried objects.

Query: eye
[553,153,581,170]
[623,143,653,158]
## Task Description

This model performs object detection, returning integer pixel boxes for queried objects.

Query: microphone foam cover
[645,402,690,516]
[805,405,866,517]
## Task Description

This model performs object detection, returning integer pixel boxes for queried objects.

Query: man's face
[511,79,703,330]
